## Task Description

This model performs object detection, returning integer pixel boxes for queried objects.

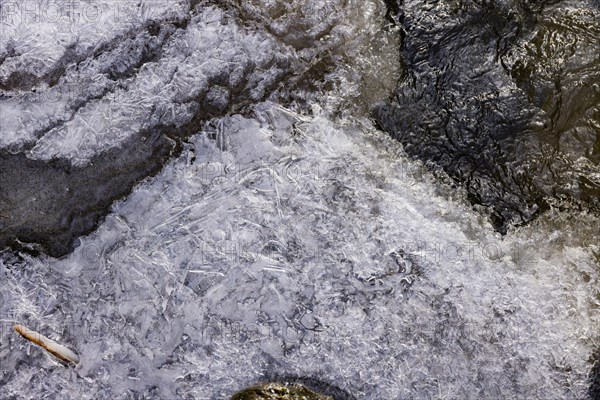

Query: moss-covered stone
[230,382,334,400]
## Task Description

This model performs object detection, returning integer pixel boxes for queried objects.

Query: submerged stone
[231,382,333,400]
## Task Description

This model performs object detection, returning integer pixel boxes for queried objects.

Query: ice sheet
[1,103,598,399]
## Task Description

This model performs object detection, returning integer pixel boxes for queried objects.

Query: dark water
[375,0,600,232]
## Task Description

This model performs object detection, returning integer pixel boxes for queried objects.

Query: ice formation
[0,1,598,399]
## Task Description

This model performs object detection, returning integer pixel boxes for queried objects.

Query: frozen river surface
[0,1,599,399]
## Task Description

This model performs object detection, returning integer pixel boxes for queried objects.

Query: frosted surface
[0,0,399,166]
[0,1,598,399]
[0,0,187,149]
[1,102,599,398]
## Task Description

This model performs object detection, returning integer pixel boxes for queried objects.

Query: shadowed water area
[375,0,600,231]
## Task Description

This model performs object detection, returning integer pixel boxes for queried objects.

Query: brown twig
[14,324,80,364]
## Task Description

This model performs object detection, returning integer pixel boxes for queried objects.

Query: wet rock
[230,377,357,400]
[231,382,333,400]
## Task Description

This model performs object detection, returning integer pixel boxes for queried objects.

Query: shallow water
[0,0,599,399]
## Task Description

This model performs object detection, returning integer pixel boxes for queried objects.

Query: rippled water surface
[376,0,600,231]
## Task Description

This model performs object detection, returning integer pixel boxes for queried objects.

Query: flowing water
[0,0,598,399]
[376,0,600,232]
